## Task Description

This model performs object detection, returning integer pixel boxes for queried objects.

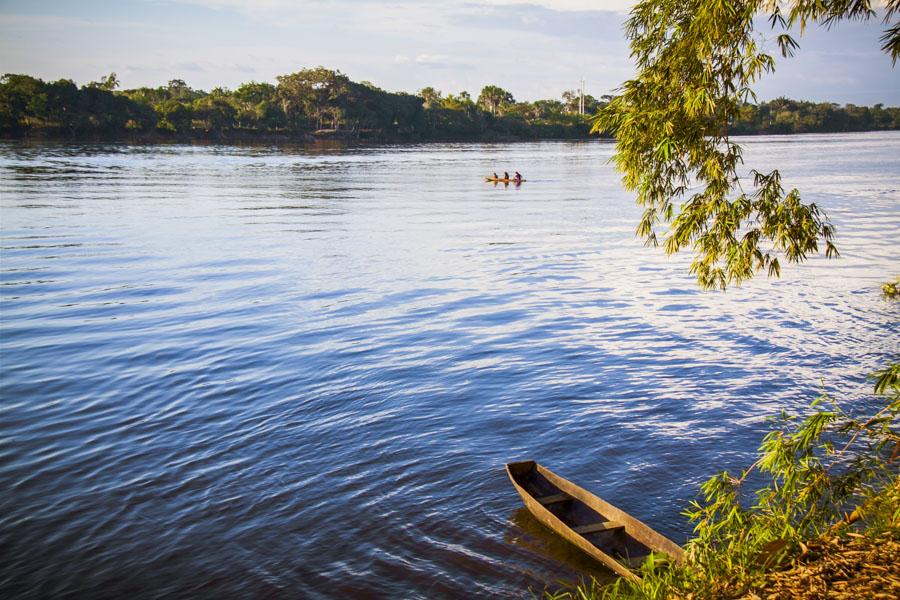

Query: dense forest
[1,68,899,142]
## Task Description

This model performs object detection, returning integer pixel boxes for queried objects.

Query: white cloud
[415,53,448,64]
[480,0,633,11]
[0,12,156,31]
[171,0,635,14]
[0,14,89,28]
[167,0,304,10]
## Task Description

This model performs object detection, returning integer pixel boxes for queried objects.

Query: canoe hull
[506,461,683,582]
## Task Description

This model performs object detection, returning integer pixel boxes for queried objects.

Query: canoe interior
[508,461,653,564]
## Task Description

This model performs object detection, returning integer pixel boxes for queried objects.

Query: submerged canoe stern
[505,461,642,582]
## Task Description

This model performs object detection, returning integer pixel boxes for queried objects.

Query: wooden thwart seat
[536,493,570,505]
[573,521,625,535]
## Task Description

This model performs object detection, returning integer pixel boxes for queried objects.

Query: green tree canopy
[532,99,565,119]
[477,85,514,116]
[276,67,350,129]
[231,81,277,129]
[561,89,580,114]
[45,79,79,130]
[440,91,475,115]
[165,79,200,101]
[88,72,119,91]
[418,86,442,109]
[0,74,46,127]
[191,95,236,133]
[597,0,898,289]
[233,81,276,106]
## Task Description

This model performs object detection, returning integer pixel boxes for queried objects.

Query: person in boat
[492,172,498,180]
[513,171,522,183]
[503,171,510,180]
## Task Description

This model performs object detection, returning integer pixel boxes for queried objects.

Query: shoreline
[0,129,596,146]
[3,127,898,147]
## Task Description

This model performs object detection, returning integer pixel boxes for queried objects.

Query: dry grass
[738,530,900,600]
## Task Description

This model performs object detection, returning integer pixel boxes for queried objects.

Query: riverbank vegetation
[0,70,595,142]
[548,361,899,599]
[1,70,899,143]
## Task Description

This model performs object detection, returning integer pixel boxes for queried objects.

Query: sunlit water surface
[1,134,898,598]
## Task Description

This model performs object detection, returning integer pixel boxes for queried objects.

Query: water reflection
[0,134,898,598]
[506,507,618,587]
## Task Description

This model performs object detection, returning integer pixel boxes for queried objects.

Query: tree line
[1,68,898,142]
[730,96,900,134]
[0,69,597,141]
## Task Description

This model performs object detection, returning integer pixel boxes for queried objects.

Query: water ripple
[1,134,899,598]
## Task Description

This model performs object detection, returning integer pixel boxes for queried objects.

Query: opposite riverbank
[3,70,900,144]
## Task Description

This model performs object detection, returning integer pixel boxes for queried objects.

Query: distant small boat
[485,177,525,183]
[506,461,683,582]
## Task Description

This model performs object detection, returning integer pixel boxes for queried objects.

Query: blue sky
[0,0,897,104]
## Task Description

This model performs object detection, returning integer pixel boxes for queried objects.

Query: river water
[1,133,898,598]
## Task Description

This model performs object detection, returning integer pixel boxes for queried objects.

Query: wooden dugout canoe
[485,177,526,183]
[506,460,683,582]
